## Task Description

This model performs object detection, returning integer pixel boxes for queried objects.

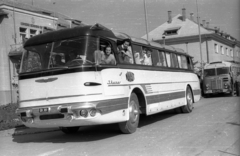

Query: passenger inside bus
[54,55,65,66]
[117,40,133,64]
[142,48,152,65]
[134,52,141,64]
[100,46,116,65]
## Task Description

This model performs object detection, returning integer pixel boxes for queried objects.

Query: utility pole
[143,0,149,41]
[196,0,203,79]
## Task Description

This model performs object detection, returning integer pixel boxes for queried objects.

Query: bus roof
[204,61,236,69]
[24,23,187,55]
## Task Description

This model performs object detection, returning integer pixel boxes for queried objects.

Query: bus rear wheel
[119,93,140,134]
[181,87,194,113]
[60,126,80,134]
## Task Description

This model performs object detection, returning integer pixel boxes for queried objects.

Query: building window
[226,47,228,56]
[30,29,37,38]
[214,44,218,53]
[220,46,224,55]
[19,27,28,42]
[230,49,233,57]
[164,27,181,36]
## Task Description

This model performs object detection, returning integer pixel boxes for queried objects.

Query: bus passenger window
[177,55,182,68]
[154,51,167,67]
[132,44,142,65]
[117,40,133,64]
[165,52,171,67]
[134,52,141,64]
[142,48,152,65]
[181,56,188,69]
[100,46,116,65]
[171,53,179,68]
[187,57,193,70]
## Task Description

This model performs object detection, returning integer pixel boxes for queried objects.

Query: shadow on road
[203,93,238,99]
[12,110,179,143]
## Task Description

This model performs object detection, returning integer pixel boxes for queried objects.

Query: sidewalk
[0,126,59,137]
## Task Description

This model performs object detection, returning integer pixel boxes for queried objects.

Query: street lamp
[162,34,166,47]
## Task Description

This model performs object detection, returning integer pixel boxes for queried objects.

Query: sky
[20,0,240,40]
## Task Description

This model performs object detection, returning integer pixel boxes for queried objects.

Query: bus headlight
[80,109,88,118]
[89,109,97,117]
[224,83,229,89]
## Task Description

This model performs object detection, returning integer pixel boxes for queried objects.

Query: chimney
[202,20,206,27]
[182,8,186,21]
[168,11,172,23]
[206,22,209,28]
[214,27,219,33]
[190,13,194,21]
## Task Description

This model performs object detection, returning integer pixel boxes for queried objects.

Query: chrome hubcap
[187,91,193,109]
[129,100,138,123]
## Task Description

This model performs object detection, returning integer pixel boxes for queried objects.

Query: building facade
[0,0,75,105]
[142,8,240,72]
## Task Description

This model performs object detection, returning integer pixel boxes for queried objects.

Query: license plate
[213,89,222,93]
[39,108,49,113]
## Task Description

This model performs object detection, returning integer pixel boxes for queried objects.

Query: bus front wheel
[119,93,140,134]
[60,126,80,134]
[181,87,194,113]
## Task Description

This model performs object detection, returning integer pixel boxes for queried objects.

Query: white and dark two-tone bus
[16,23,201,134]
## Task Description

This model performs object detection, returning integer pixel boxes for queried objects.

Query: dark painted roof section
[24,25,117,47]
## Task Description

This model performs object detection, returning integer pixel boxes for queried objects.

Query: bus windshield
[204,67,229,77]
[216,67,229,75]
[20,36,99,73]
[204,69,216,77]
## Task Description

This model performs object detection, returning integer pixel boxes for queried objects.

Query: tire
[60,126,80,134]
[118,93,140,134]
[181,87,194,113]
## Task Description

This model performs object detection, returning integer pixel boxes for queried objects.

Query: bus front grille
[210,79,222,89]
[39,114,64,120]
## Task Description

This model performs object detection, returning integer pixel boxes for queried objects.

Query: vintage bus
[203,61,240,96]
[16,23,201,134]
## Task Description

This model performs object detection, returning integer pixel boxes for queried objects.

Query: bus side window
[151,49,159,66]
[171,53,179,68]
[181,55,188,69]
[165,52,171,68]
[153,50,167,67]
[142,48,152,66]
[177,55,182,68]
[187,57,194,70]
[132,44,142,65]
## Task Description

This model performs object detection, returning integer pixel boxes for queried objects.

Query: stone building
[0,0,82,105]
[142,8,240,71]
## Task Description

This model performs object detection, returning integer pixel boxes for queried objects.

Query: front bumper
[16,101,128,128]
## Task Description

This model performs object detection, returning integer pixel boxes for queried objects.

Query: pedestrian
[236,72,240,96]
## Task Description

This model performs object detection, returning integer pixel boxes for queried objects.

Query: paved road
[0,96,239,156]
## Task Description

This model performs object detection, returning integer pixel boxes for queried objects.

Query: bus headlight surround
[89,109,97,117]
[80,109,88,118]
[224,83,229,89]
